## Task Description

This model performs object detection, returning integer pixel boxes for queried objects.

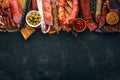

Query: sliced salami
[10,0,22,24]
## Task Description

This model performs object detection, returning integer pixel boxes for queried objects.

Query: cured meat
[86,20,97,31]
[7,6,17,28]
[65,0,79,24]
[6,17,10,28]
[58,0,79,32]
[58,0,66,26]
[67,0,72,8]
[65,1,73,18]
[65,10,69,17]
[98,0,119,29]
[51,0,60,33]
[106,0,110,9]
[43,0,53,26]
[31,0,37,10]
[10,0,22,24]
[80,0,92,20]
[80,0,97,31]
[58,0,70,32]
[0,0,25,30]
[3,17,7,27]
[99,3,107,28]
[65,6,72,15]
[10,18,16,28]
[95,0,102,23]
[0,16,4,25]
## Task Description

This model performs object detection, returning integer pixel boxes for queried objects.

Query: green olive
[30,17,33,20]
[27,11,41,26]
[27,16,30,19]
[39,19,41,21]
[36,19,39,21]
[36,22,39,24]
[33,23,36,25]
[28,20,31,23]
[35,16,38,19]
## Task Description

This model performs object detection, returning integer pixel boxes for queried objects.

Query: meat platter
[94,0,120,33]
[0,0,120,34]
[0,0,26,32]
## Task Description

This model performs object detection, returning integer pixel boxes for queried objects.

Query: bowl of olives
[26,10,41,27]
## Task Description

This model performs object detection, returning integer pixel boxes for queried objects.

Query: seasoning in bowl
[26,10,41,27]
[106,12,119,25]
[73,18,86,32]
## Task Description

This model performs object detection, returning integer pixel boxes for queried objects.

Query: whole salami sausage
[10,0,22,24]
[32,0,38,10]
[58,0,79,32]
[43,0,53,26]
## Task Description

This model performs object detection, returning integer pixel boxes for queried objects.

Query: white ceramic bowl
[26,10,41,28]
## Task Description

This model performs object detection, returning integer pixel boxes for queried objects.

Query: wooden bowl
[106,12,119,25]
[73,18,86,32]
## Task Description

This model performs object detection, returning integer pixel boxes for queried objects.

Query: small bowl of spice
[26,10,41,27]
[106,12,119,25]
[73,18,86,32]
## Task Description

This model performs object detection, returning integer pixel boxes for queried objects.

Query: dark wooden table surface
[0,30,120,80]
